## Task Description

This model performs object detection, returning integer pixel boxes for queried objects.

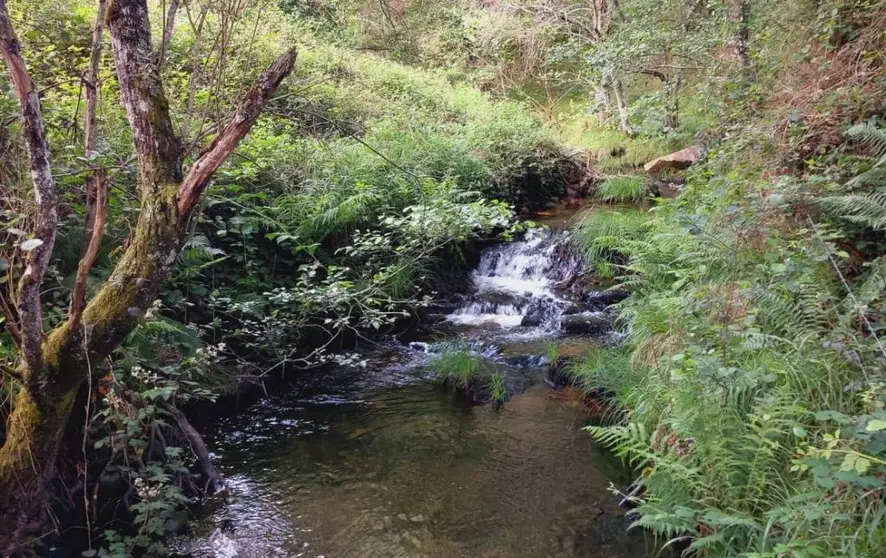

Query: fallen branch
[162,403,222,493]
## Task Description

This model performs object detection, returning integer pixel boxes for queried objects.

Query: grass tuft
[429,346,486,389]
[489,372,507,404]
[595,176,648,203]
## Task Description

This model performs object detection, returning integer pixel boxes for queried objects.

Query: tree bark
[71,0,109,330]
[0,0,296,550]
[0,0,58,378]
[608,74,633,136]
[729,0,751,72]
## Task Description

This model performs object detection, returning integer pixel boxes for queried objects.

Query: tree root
[112,381,222,495]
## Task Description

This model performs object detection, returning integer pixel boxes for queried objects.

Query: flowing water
[173,226,656,558]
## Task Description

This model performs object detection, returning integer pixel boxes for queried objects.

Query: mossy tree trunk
[0,0,296,551]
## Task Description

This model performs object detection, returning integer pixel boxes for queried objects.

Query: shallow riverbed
[173,374,658,557]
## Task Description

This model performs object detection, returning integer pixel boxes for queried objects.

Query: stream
[171,223,658,557]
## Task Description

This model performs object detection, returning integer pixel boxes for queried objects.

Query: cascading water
[447,228,595,333]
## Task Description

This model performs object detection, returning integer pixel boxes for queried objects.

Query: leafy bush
[572,208,650,279]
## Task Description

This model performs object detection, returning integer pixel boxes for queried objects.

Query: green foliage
[208,190,522,370]
[573,208,650,279]
[595,176,649,203]
[89,311,222,556]
[542,341,561,366]
[429,346,487,390]
[3,0,885,554]
[569,126,886,556]
[818,191,886,231]
[489,372,507,405]
[818,121,886,231]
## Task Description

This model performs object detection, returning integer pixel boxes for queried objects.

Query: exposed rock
[520,298,559,327]
[560,312,612,335]
[650,177,686,198]
[504,354,547,368]
[520,313,543,328]
[546,356,574,387]
[583,289,630,310]
[643,145,704,173]
[562,303,583,315]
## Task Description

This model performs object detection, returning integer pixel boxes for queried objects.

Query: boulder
[520,298,559,328]
[583,289,630,310]
[562,303,583,315]
[650,177,686,198]
[560,312,612,335]
[643,145,704,174]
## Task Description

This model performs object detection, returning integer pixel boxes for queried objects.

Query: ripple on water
[172,381,659,558]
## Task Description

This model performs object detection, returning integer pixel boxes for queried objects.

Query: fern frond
[847,121,886,159]
[818,192,886,230]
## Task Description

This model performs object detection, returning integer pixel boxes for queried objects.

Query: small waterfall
[446,229,590,332]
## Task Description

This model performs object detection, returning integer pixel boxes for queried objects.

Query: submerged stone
[560,312,612,335]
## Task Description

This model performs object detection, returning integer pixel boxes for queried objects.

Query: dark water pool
[172,373,658,558]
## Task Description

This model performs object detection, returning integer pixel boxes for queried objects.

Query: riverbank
[560,117,886,555]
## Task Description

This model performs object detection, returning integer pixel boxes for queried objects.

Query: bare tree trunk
[159,0,179,68]
[0,375,84,553]
[610,76,633,136]
[729,0,751,73]
[0,0,296,550]
[0,0,58,378]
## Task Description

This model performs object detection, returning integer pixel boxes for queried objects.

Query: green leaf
[854,457,871,474]
[19,238,43,251]
[792,426,808,438]
[866,419,886,432]
[814,476,835,489]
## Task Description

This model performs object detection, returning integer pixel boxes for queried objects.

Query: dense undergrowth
[566,18,886,558]
[572,129,886,554]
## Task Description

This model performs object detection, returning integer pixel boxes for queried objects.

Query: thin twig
[0,362,21,381]
[81,333,94,552]
[808,216,886,362]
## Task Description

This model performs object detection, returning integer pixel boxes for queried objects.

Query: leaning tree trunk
[0,186,185,552]
[0,0,296,551]
[0,386,81,552]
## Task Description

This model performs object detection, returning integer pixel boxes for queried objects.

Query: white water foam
[446,229,585,332]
